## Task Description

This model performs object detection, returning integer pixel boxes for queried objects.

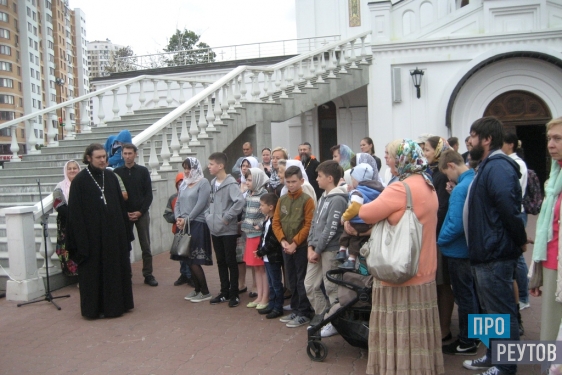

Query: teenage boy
[273,166,315,327]
[437,150,479,356]
[205,152,245,307]
[305,160,348,337]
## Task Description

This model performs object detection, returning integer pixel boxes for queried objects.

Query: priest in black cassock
[66,143,134,319]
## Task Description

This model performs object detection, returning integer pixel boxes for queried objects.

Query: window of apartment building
[0,61,11,71]
[50,93,55,101]
[29,52,33,61]
[46,13,51,23]
[32,11,36,21]
[35,70,38,79]
[20,128,24,138]
[34,40,37,50]
[49,80,54,88]
[0,127,10,136]
[48,53,54,62]
[49,67,54,75]
[0,94,14,104]
[34,55,38,64]
[0,45,10,55]
[47,27,52,36]
[0,0,7,5]
[47,40,53,49]
[0,77,12,87]
[12,2,15,12]
[17,66,20,75]
[31,0,35,6]
[28,37,32,47]
[0,111,15,120]
[30,67,34,77]
[31,83,35,93]
[27,22,31,32]
[33,26,37,36]
[32,98,36,108]
[0,28,9,39]
[45,0,51,10]
[18,98,22,106]
[26,7,31,17]
[0,12,8,22]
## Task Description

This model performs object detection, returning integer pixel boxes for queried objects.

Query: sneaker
[320,323,339,337]
[228,296,240,307]
[144,275,158,287]
[286,315,311,328]
[266,310,283,319]
[279,312,297,323]
[519,301,530,310]
[174,274,189,286]
[463,355,492,370]
[191,293,212,303]
[339,259,356,270]
[335,250,347,262]
[283,304,292,311]
[184,290,198,300]
[209,293,228,305]
[442,339,478,356]
[475,367,507,375]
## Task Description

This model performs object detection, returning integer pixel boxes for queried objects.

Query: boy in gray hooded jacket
[205,152,245,307]
[305,160,348,335]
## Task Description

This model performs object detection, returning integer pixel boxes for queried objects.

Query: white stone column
[4,206,46,301]
[9,125,20,162]
[80,101,91,133]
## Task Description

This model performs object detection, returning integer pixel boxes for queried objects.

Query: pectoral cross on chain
[101,189,107,205]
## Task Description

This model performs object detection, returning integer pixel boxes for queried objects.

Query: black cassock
[66,165,134,318]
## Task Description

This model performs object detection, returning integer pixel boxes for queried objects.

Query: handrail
[124,35,342,60]
[133,65,247,146]
[0,74,215,131]
[132,30,372,146]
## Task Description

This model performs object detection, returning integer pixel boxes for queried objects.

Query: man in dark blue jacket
[462,117,527,375]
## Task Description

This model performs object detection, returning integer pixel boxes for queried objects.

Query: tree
[105,46,137,74]
[163,29,216,66]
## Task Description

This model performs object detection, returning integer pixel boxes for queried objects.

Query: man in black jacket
[296,142,323,199]
[462,117,527,375]
[115,144,158,287]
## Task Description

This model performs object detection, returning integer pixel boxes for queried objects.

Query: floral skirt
[367,280,444,375]
[56,228,78,276]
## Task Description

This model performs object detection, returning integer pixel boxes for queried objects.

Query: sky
[70,0,297,56]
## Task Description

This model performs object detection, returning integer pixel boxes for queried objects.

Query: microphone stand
[18,179,71,310]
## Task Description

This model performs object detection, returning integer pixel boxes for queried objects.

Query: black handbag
[170,217,191,257]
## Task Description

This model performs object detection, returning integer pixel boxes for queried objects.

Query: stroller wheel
[306,340,328,362]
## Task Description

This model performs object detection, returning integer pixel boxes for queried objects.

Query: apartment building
[0,0,89,157]
[87,39,123,79]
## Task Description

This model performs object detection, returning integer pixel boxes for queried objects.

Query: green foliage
[105,46,137,74]
[163,29,216,66]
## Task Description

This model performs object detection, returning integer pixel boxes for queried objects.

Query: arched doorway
[484,90,552,186]
[318,101,337,162]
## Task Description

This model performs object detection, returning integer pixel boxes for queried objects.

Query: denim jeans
[448,257,480,345]
[515,255,529,304]
[265,261,284,312]
[283,245,313,318]
[180,261,192,278]
[472,259,519,374]
[211,234,239,298]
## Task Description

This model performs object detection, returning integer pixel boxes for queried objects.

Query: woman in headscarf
[53,160,81,276]
[239,156,259,196]
[331,144,355,171]
[241,168,270,309]
[424,136,455,341]
[280,159,317,206]
[175,157,213,303]
[359,139,444,375]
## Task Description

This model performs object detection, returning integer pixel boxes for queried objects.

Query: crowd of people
[55,115,562,375]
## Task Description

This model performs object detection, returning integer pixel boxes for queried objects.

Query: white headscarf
[55,160,81,202]
[180,157,204,190]
[285,159,309,182]
[248,168,270,192]
[240,156,259,184]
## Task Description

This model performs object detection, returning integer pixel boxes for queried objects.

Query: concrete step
[0,182,58,193]
[0,222,57,238]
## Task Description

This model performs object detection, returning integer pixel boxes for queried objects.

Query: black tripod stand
[17,179,71,310]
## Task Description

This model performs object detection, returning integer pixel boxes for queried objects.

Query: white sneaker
[191,293,212,303]
[519,301,530,310]
[320,323,339,337]
[283,304,292,311]
[184,290,198,300]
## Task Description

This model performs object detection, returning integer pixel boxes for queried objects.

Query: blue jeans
[265,261,284,312]
[448,257,480,345]
[515,255,529,304]
[180,261,192,278]
[472,259,520,374]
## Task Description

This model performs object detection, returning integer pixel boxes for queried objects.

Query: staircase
[0,31,371,296]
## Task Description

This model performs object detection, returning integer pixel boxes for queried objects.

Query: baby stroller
[306,268,373,362]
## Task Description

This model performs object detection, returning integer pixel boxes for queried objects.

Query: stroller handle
[326,269,368,294]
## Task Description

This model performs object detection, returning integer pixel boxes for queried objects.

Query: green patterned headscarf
[338,144,355,171]
[396,139,435,190]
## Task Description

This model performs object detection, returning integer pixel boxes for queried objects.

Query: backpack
[523,169,543,215]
